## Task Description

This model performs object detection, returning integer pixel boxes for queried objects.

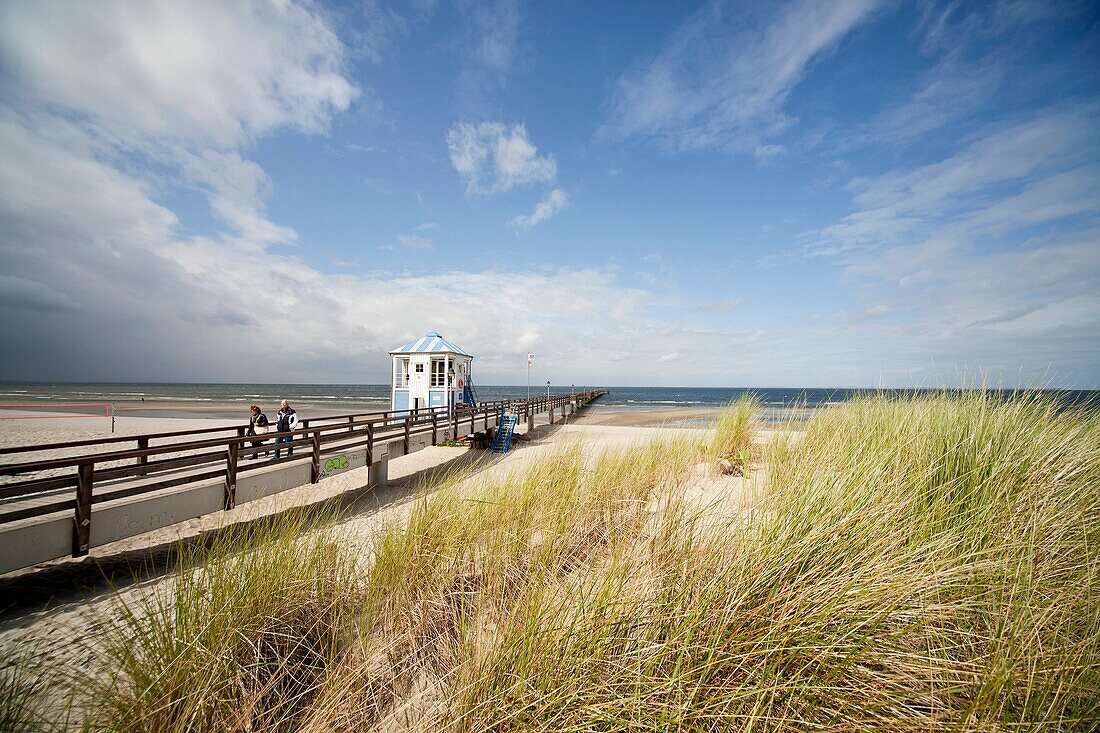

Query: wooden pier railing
[0,390,606,572]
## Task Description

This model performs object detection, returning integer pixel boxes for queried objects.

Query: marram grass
[4,392,1098,731]
[86,512,360,733]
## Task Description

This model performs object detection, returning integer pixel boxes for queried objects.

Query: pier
[0,391,606,574]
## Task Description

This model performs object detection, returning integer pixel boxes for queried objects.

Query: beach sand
[572,405,724,427]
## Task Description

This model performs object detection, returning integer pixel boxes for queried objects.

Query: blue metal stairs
[462,376,479,407]
[491,413,517,454]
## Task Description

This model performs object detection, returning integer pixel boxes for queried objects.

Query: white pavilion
[389,332,474,415]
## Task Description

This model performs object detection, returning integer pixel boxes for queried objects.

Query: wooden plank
[0,475,78,500]
[95,449,226,482]
[0,424,248,455]
[93,470,227,504]
[0,405,449,460]
[224,444,238,509]
[310,432,320,484]
[73,464,93,557]
[0,499,75,523]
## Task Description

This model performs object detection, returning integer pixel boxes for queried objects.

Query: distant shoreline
[0,383,1096,427]
[0,400,809,431]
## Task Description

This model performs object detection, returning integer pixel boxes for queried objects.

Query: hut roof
[390,332,472,357]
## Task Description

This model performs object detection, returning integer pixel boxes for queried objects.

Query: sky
[0,0,1097,388]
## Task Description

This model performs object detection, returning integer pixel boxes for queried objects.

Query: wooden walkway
[0,391,606,574]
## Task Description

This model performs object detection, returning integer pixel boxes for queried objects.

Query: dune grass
[0,647,69,733]
[86,512,360,733]
[5,391,1098,731]
[707,393,759,466]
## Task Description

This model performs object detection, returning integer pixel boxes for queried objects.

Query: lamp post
[546,381,550,401]
[527,353,533,403]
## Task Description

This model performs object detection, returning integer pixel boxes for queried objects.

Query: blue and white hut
[390,332,475,415]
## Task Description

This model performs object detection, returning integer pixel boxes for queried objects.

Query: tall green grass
[87,513,359,733]
[707,394,759,464]
[6,393,1098,731]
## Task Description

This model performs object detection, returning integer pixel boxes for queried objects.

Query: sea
[0,383,1097,425]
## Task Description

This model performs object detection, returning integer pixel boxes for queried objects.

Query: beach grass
[85,511,360,733]
[6,391,1099,731]
[707,393,759,468]
[0,647,68,733]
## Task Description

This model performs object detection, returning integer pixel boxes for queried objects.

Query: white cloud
[703,298,745,314]
[805,105,1100,384]
[396,234,434,250]
[507,189,570,230]
[820,107,1098,254]
[844,54,1007,150]
[0,109,798,386]
[183,150,297,247]
[0,0,359,265]
[754,144,787,162]
[447,121,556,195]
[0,0,356,148]
[600,0,880,153]
[454,0,522,114]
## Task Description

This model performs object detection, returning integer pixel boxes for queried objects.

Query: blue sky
[0,0,1098,387]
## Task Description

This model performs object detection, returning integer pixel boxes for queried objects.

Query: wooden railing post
[72,463,93,557]
[224,442,239,510]
[366,422,374,465]
[404,415,411,454]
[348,415,354,433]
[310,431,321,483]
[431,412,438,445]
[136,437,148,465]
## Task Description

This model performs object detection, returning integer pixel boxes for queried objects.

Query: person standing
[273,399,298,459]
[247,405,269,459]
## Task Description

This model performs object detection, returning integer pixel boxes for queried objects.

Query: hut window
[396,359,409,387]
[415,363,424,373]
[430,359,446,387]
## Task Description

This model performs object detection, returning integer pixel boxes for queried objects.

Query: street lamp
[546,381,551,400]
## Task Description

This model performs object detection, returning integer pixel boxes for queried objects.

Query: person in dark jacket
[247,405,269,459]
[273,399,297,459]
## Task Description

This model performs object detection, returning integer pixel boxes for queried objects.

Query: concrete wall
[0,515,71,575]
[91,481,225,547]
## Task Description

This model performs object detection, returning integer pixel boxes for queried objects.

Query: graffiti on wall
[324,455,349,473]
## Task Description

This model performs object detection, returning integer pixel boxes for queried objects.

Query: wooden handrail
[1,390,607,477]
[0,391,608,541]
